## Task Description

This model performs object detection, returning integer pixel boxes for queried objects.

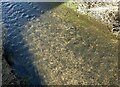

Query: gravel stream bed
[2,2,119,86]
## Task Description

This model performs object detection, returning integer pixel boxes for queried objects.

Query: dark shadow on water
[2,2,62,85]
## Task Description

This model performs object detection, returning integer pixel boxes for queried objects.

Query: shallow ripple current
[2,2,61,85]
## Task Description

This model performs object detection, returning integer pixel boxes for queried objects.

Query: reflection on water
[2,2,118,85]
[2,2,61,85]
